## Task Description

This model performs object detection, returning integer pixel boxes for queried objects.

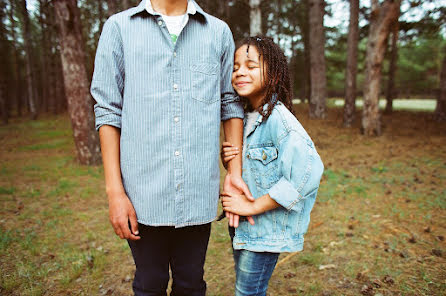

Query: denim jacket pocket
[247,146,280,190]
[190,63,219,104]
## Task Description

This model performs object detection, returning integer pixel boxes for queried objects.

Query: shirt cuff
[94,106,122,131]
[221,94,244,121]
[268,177,302,212]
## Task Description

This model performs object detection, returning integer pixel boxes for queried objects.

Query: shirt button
[173,52,177,57]
[173,84,178,90]
[174,117,179,122]
[175,151,180,156]
[158,20,163,26]
[176,184,181,191]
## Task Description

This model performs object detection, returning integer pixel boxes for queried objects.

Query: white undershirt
[162,13,188,42]
[146,0,197,44]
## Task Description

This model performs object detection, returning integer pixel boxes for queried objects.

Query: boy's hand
[221,192,258,217]
[221,141,240,169]
[223,174,255,227]
[108,192,140,241]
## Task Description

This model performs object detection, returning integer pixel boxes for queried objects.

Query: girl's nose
[236,66,247,76]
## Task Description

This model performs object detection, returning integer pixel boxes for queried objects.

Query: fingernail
[134,230,139,235]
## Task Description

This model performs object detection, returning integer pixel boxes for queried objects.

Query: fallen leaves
[319,264,336,270]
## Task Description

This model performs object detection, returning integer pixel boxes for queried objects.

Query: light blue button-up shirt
[91,0,244,227]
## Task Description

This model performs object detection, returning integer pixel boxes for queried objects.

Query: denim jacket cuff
[269,177,303,211]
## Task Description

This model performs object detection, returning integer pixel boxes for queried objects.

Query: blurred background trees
[0,0,444,161]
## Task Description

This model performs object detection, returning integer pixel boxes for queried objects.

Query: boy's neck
[150,0,188,16]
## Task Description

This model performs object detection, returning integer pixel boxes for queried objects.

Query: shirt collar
[131,0,206,19]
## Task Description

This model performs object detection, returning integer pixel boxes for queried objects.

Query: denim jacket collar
[245,95,280,138]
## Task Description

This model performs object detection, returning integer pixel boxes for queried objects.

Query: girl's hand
[221,192,258,217]
[221,142,240,169]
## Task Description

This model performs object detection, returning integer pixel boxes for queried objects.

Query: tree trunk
[343,0,359,127]
[122,0,133,10]
[8,0,23,116]
[39,0,51,113]
[98,1,104,32]
[296,0,311,103]
[0,67,6,124]
[434,54,446,121]
[385,12,400,114]
[1,0,9,124]
[276,0,281,40]
[122,0,130,10]
[55,49,67,113]
[362,0,400,136]
[45,0,57,114]
[308,0,326,119]
[19,0,38,119]
[53,0,101,165]
[106,0,118,17]
[249,0,262,35]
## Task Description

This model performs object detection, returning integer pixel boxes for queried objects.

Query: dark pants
[127,223,211,296]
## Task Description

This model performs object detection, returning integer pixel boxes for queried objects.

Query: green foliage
[397,34,445,96]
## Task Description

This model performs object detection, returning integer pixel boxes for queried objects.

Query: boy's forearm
[98,125,125,197]
[223,118,243,176]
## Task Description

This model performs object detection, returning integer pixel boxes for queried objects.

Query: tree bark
[53,0,101,165]
[362,0,400,136]
[39,0,51,113]
[308,0,326,119]
[343,0,359,127]
[434,54,446,121]
[122,0,134,10]
[249,0,262,36]
[296,0,311,103]
[98,1,104,31]
[385,12,400,114]
[106,0,118,17]
[1,0,9,124]
[8,0,23,116]
[18,0,38,119]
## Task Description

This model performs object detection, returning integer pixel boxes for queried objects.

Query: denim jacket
[232,102,324,253]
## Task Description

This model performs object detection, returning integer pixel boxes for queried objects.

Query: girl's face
[232,45,266,109]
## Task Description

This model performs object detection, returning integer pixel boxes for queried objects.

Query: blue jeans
[128,223,211,296]
[230,227,280,296]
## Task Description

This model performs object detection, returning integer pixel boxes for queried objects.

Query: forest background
[0,0,445,295]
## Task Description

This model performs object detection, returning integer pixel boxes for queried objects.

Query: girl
[221,36,324,296]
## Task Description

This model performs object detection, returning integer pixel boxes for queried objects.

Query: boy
[91,0,250,295]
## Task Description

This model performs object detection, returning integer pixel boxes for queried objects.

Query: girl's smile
[232,45,266,109]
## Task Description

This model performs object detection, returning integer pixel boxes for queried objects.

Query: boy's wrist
[106,187,126,199]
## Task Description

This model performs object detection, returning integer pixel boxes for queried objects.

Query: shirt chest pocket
[190,63,220,104]
[247,146,280,190]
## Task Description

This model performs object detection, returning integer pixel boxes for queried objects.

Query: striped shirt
[91,0,244,227]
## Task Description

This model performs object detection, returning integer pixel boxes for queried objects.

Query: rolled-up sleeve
[268,130,324,211]
[220,25,244,121]
[91,18,125,131]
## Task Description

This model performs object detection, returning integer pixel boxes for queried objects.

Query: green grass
[1,108,445,296]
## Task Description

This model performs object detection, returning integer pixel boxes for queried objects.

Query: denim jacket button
[262,152,267,160]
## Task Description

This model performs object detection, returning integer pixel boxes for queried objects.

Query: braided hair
[235,36,294,121]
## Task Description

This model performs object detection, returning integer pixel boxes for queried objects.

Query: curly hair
[235,36,294,121]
